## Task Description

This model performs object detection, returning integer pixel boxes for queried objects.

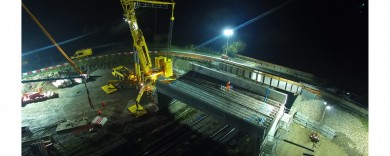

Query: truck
[71,48,92,59]
[221,54,229,60]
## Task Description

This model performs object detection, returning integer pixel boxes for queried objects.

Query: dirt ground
[22,69,137,130]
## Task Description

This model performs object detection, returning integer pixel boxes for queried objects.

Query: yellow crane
[101,0,176,117]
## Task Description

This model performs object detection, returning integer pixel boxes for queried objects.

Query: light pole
[223,28,233,55]
[321,103,331,123]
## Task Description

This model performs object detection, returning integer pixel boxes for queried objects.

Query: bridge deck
[157,71,283,132]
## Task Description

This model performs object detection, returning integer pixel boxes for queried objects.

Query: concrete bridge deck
[156,64,287,137]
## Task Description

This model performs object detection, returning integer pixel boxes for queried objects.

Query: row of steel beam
[169,72,282,129]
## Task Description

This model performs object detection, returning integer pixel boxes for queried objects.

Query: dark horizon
[22,0,368,98]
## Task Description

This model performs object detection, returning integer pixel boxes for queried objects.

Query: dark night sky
[22,0,368,96]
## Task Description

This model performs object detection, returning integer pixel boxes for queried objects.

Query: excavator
[101,0,176,117]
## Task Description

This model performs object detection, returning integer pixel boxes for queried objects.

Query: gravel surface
[324,106,368,156]
[290,96,325,121]
[290,95,368,156]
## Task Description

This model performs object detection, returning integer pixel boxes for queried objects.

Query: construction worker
[310,131,320,143]
[37,88,43,94]
[226,81,231,91]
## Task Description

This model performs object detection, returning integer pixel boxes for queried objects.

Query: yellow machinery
[71,48,93,60]
[111,65,138,81]
[155,56,173,77]
[102,0,176,117]
[101,66,139,94]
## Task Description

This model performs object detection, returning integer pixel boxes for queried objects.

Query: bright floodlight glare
[223,29,234,37]
[326,105,331,110]
[324,101,327,105]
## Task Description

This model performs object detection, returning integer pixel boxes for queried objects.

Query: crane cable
[22,3,94,110]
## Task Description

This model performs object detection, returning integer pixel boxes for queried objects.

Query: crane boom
[120,0,175,76]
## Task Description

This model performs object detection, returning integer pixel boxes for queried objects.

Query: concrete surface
[275,123,347,156]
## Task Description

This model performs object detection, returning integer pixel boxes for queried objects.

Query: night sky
[22,0,368,97]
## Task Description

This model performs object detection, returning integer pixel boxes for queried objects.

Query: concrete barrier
[191,63,288,105]
[236,54,323,85]
[22,51,137,77]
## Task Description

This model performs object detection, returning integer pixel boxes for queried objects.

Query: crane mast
[121,0,152,75]
[120,0,175,76]
[100,0,175,117]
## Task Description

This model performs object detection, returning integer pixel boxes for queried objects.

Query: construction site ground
[22,69,137,130]
[21,68,259,155]
[274,123,347,156]
[21,56,368,155]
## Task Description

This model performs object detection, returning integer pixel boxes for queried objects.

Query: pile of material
[56,119,89,133]
[52,79,72,88]
[51,74,89,88]
[91,116,108,127]
[23,136,56,156]
[22,89,58,106]
[74,74,89,83]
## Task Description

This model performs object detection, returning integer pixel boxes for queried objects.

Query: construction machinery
[101,0,176,117]
[71,48,93,60]
[112,66,134,80]
[221,54,229,60]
